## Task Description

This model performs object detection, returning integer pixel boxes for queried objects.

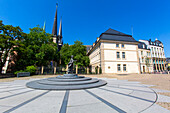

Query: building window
[117,64,121,71]
[122,44,124,48]
[143,45,145,48]
[117,52,120,58]
[142,58,144,62]
[123,64,126,71]
[122,52,125,59]
[116,44,119,48]
[141,51,143,55]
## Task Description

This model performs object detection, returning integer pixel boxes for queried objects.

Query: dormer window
[116,44,119,48]
[143,44,145,48]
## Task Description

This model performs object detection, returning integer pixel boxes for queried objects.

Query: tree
[15,26,59,71]
[0,20,26,74]
[60,41,90,67]
[145,56,150,73]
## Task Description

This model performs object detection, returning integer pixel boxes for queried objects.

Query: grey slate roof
[85,45,92,52]
[138,42,148,50]
[99,28,138,42]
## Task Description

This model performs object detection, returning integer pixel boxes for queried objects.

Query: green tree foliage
[25,65,37,75]
[0,20,26,74]
[15,26,58,71]
[14,65,36,75]
[60,41,90,67]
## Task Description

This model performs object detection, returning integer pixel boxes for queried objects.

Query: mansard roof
[138,42,149,50]
[99,28,138,42]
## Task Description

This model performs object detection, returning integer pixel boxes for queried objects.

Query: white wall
[102,42,140,74]
[104,62,139,74]
[89,44,101,72]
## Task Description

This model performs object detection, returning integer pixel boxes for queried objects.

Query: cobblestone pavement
[0,78,169,113]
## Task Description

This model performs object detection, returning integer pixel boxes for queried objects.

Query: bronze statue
[68,55,76,74]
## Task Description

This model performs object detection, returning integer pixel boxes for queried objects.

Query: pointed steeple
[58,17,62,36]
[43,21,46,31]
[57,17,63,51]
[52,4,58,36]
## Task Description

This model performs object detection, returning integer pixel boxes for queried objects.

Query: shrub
[25,65,36,75]
[168,67,170,71]
[14,70,25,75]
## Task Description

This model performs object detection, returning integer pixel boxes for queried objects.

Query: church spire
[43,21,46,31]
[57,17,63,51]
[58,17,62,36]
[52,4,58,36]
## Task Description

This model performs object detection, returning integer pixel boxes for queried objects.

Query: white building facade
[138,42,153,73]
[87,28,140,74]
[87,28,167,74]
[139,39,166,72]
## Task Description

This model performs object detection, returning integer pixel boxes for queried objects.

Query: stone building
[87,28,140,74]
[138,42,153,73]
[87,28,167,74]
[139,39,166,72]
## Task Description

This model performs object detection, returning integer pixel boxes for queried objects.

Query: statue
[67,55,76,74]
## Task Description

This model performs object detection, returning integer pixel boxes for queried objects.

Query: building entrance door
[143,66,145,73]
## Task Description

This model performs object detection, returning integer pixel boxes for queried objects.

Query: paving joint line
[138,85,158,113]
[3,90,50,113]
[0,90,35,100]
[59,90,70,113]
[85,89,126,113]
[106,85,154,93]
[98,88,154,103]
[0,88,27,93]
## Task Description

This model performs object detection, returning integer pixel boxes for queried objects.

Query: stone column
[76,65,78,74]
[41,66,44,75]
[54,67,56,74]
[164,60,166,70]
[158,59,161,71]
[161,60,163,71]
[155,58,158,72]
[87,67,89,74]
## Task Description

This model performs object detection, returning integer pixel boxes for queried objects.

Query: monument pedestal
[26,74,107,90]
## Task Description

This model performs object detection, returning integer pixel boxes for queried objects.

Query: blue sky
[0,0,170,57]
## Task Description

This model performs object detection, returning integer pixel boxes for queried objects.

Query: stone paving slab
[11,91,65,113]
[0,78,169,113]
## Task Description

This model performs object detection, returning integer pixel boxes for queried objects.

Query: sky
[0,0,170,57]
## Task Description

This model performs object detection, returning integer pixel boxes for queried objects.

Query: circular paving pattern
[26,74,107,90]
[0,78,170,113]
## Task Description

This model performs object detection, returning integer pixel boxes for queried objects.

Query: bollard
[76,65,78,74]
